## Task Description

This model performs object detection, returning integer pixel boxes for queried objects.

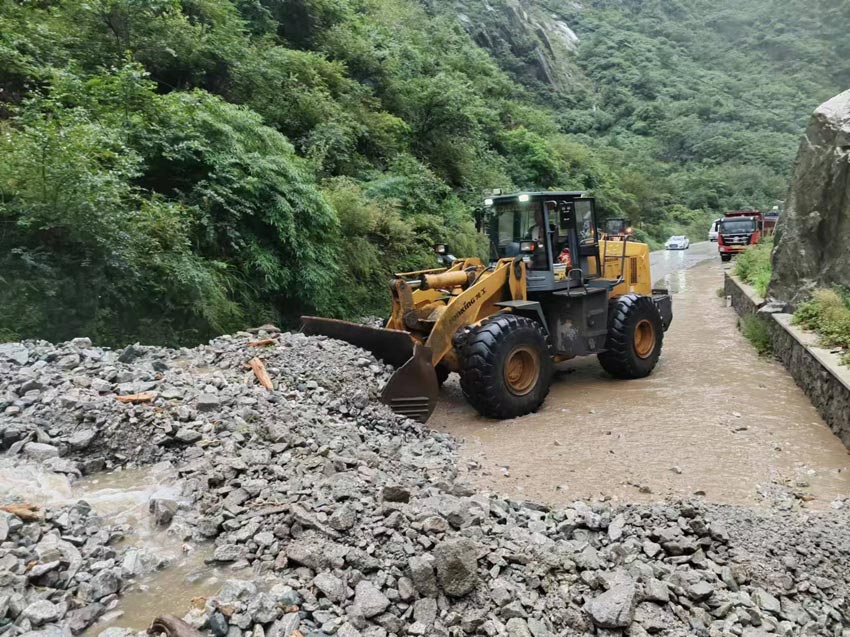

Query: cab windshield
[720,219,756,234]
[488,200,547,265]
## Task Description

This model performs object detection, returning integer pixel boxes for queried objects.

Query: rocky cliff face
[769,90,850,304]
[428,0,583,90]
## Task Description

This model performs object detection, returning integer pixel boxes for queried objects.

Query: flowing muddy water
[432,256,850,508]
[0,462,237,632]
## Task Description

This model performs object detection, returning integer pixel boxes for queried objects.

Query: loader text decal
[448,289,486,325]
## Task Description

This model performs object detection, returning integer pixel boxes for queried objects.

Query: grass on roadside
[740,314,773,356]
[793,288,850,364]
[735,237,773,298]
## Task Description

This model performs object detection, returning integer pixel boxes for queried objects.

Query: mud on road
[432,256,850,509]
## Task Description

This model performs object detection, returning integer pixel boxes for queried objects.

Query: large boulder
[769,90,850,303]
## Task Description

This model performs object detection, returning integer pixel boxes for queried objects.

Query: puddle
[0,461,237,632]
[432,258,850,509]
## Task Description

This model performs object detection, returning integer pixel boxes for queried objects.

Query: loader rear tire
[598,294,664,379]
[460,314,552,419]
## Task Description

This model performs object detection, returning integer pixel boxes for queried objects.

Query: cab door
[575,198,600,276]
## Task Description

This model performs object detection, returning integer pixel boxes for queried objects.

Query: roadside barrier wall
[725,273,850,448]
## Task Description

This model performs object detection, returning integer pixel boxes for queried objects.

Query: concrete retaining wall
[725,273,850,447]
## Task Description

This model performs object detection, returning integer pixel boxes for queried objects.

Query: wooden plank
[249,357,274,391]
[248,338,276,347]
[1,503,41,521]
[115,392,157,404]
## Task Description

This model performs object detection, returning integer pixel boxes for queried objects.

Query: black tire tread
[598,294,664,380]
[459,314,552,419]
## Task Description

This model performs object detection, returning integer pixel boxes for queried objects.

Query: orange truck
[717,210,763,262]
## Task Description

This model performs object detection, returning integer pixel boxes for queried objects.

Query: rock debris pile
[2,332,850,637]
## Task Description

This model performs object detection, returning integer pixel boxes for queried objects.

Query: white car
[666,235,690,250]
[708,219,721,242]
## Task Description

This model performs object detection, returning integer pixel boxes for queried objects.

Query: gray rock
[197,393,221,411]
[501,601,526,619]
[644,578,669,603]
[329,504,356,531]
[608,514,626,541]
[213,544,245,562]
[314,572,347,603]
[353,580,390,618]
[219,580,258,603]
[209,612,229,637]
[412,597,437,625]
[770,89,850,302]
[0,343,29,365]
[268,613,301,637]
[397,577,415,602]
[175,427,202,443]
[336,624,361,637]
[583,580,637,628]
[23,599,63,626]
[408,554,438,597]
[433,537,478,597]
[526,618,552,637]
[23,441,60,460]
[150,498,178,526]
[382,485,411,503]
[88,568,120,601]
[65,603,104,635]
[686,581,714,601]
[505,618,533,637]
[752,588,781,614]
[67,428,97,451]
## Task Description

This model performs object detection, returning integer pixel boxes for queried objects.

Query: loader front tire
[598,294,663,379]
[460,314,552,419]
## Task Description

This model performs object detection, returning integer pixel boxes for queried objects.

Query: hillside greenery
[735,239,773,298]
[794,289,850,365]
[0,0,846,345]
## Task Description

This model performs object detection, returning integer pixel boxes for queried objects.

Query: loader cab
[485,192,600,292]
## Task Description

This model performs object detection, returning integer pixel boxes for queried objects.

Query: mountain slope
[0,0,846,345]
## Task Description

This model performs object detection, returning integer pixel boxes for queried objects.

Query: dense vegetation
[1,0,847,345]
[735,239,773,297]
[794,289,850,365]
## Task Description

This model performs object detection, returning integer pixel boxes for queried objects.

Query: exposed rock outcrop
[770,89,850,303]
[428,0,582,90]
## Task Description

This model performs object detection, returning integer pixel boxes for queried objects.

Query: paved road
[650,240,717,287]
[432,255,850,508]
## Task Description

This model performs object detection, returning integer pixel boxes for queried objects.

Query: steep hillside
[0,0,847,345]
[443,0,848,223]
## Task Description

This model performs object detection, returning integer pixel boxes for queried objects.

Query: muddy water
[0,462,234,632]
[650,240,717,287]
[72,469,238,633]
[432,259,850,508]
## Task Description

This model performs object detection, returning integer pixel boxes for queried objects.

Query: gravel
[2,330,850,636]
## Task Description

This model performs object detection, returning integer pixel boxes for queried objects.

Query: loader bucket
[300,317,439,422]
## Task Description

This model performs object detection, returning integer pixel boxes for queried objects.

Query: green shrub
[740,315,773,356]
[735,238,773,297]
[794,289,850,363]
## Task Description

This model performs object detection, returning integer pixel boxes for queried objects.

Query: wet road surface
[432,256,850,509]
[650,241,717,286]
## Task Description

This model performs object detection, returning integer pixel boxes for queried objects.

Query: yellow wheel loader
[302,192,672,422]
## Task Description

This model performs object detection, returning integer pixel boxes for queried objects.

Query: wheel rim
[634,319,656,359]
[503,346,540,396]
